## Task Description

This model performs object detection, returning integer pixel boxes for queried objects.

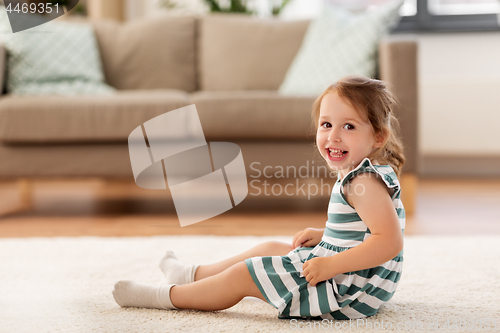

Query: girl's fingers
[302,262,309,276]
[305,270,316,285]
[291,232,301,248]
[292,232,305,248]
[304,272,316,286]
[302,238,315,247]
[299,234,312,247]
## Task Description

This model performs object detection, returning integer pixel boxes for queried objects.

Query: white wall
[417,32,500,156]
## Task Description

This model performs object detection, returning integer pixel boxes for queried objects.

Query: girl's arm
[302,173,404,286]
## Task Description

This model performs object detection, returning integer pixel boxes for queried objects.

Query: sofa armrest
[379,35,419,175]
[0,43,5,95]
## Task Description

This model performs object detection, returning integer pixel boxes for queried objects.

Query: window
[396,0,500,32]
[429,0,500,15]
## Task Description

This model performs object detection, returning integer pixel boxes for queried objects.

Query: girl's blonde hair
[312,75,405,177]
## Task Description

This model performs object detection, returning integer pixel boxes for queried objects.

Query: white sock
[112,280,177,309]
[159,251,199,285]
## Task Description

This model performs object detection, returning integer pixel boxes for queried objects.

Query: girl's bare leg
[159,241,291,285]
[113,261,266,311]
[194,241,291,280]
[171,262,265,310]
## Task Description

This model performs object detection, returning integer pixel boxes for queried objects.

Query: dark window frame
[393,0,500,33]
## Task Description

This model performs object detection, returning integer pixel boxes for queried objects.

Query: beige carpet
[0,235,499,333]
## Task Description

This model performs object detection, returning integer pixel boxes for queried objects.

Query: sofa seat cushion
[0,90,190,144]
[190,91,316,140]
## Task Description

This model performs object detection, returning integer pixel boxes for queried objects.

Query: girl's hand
[291,228,324,250]
[302,257,335,287]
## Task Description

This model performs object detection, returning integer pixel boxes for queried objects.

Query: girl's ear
[373,132,387,148]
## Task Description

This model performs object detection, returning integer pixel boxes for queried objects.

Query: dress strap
[340,158,401,200]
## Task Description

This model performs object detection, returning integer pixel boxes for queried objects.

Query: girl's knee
[258,241,290,255]
[226,262,263,299]
[230,261,250,277]
[261,240,281,249]
[200,262,260,302]
[223,262,253,288]
[225,262,253,283]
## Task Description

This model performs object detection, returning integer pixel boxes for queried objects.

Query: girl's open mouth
[328,148,348,161]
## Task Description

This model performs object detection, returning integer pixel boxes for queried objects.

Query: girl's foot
[112,280,177,309]
[159,251,199,285]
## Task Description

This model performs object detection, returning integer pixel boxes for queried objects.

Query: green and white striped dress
[245,158,405,320]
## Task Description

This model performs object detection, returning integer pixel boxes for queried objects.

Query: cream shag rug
[0,235,499,333]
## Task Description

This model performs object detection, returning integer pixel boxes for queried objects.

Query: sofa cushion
[0,144,134,178]
[190,91,316,140]
[279,0,403,96]
[198,15,309,91]
[0,90,190,143]
[0,142,326,178]
[91,15,197,92]
[0,19,114,95]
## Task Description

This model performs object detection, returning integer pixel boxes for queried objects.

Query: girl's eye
[321,122,331,128]
[343,123,355,130]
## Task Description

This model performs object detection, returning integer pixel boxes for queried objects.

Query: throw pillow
[278,0,403,97]
[0,8,114,95]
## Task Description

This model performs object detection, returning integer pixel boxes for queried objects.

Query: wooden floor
[0,178,499,238]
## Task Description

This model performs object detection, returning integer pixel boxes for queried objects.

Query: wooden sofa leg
[0,179,33,216]
[18,179,33,210]
[400,173,417,216]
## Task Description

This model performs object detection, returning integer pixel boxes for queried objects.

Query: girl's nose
[328,129,341,143]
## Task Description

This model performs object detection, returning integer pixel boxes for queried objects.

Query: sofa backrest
[91,14,197,92]
[198,14,309,91]
[0,15,310,94]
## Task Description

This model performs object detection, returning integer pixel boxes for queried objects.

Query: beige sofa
[0,14,418,212]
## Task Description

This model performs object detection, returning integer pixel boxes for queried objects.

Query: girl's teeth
[329,149,345,158]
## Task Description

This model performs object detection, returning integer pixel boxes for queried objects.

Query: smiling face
[316,92,384,179]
